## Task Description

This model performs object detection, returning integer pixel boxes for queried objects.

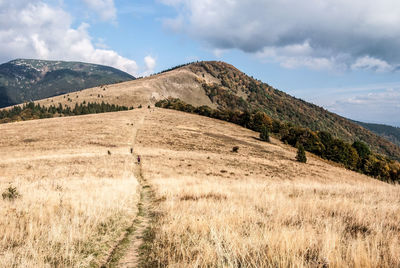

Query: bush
[352,141,371,159]
[2,185,20,201]
[296,144,307,163]
[232,146,239,153]
[251,111,272,132]
[259,125,270,142]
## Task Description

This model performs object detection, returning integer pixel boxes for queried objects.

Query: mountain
[35,61,400,160]
[0,59,135,108]
[354,121,400,147]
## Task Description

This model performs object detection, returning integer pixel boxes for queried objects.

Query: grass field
[137,109,400,267]
[35,67,216,110]
[0,111,142,267]
[1,108,400,267]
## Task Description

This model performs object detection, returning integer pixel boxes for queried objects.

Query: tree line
[155,98,400,182]
[0,102,132,124]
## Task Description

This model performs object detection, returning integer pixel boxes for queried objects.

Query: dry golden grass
[1,108,400,267]
[0,111,143,267]
[135,109,400,267]
[35,67,217,109]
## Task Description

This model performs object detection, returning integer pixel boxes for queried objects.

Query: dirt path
[101,110,153,268]
[118,166,152,267]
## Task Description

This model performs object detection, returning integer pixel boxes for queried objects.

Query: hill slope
[354,120,400,147]
[0,59,135,107]
[35,61,400,159]
[1,108,399,267]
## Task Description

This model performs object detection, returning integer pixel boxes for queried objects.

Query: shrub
[296,144,307,163]
[259,125,270,142]
[232,146,239,153]
[2,185,21,201]
[251,111,272,132]
[352,141,371,159]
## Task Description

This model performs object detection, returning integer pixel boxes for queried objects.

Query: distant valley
[354,120,400,147]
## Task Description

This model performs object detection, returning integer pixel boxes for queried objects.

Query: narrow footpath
[102,110,153,268]
[118,164,152,267]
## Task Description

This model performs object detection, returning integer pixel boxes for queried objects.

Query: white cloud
[160,0,400,71]
[144,56,156,70]
[0,1,138,75]
[256,41,342,70]
[351,56,394,72]
[82,0,117,22]
[319,86,400,126]
[142,55,157,76]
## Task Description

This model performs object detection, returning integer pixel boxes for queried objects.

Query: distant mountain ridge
[0,59,135,108]
[354,120,400,147]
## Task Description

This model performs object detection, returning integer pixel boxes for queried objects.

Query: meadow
[1,108,399,267]
[138,109,400,267]
[0,111,142,267]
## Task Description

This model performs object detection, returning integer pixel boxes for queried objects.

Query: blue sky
[0,0,399,126]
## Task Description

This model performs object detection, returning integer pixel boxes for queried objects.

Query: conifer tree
[296,144,307,163]
[259,125,270,142]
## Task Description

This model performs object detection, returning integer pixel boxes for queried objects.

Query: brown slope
[36,67,216,109]
[35,61,400,160]
[3,108,398,267]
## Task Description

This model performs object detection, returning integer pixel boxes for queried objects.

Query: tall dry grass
[146,176,400,267]
[0,111,143,267]
[0,161,138,267]
[136,109,400,267]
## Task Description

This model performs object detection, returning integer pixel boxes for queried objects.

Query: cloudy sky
[1,0,400,126]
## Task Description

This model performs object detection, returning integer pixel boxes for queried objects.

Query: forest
[0,102,132,124]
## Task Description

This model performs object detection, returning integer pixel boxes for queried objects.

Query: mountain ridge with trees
[0,59,135,108]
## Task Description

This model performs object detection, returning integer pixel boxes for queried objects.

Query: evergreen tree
[296,144,307,163]
[352,141,371,159]
[259,125,270,142]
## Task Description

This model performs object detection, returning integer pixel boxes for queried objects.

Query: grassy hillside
[1,108,400,267]
[0,59,134,107]
[186,61,400,160]
[354,120,400,147]
[139,109,400,267]
[33,60,400,160]
[0,110,142,267]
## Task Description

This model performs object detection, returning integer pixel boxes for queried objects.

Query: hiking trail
[102,110,153,268]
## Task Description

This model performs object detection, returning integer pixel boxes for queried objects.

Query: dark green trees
[352,141,371,159]
[296,144,307,163]
[0,102,131,124]
[259,125,270,142]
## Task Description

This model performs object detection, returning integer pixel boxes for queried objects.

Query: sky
[0,0,399,127]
